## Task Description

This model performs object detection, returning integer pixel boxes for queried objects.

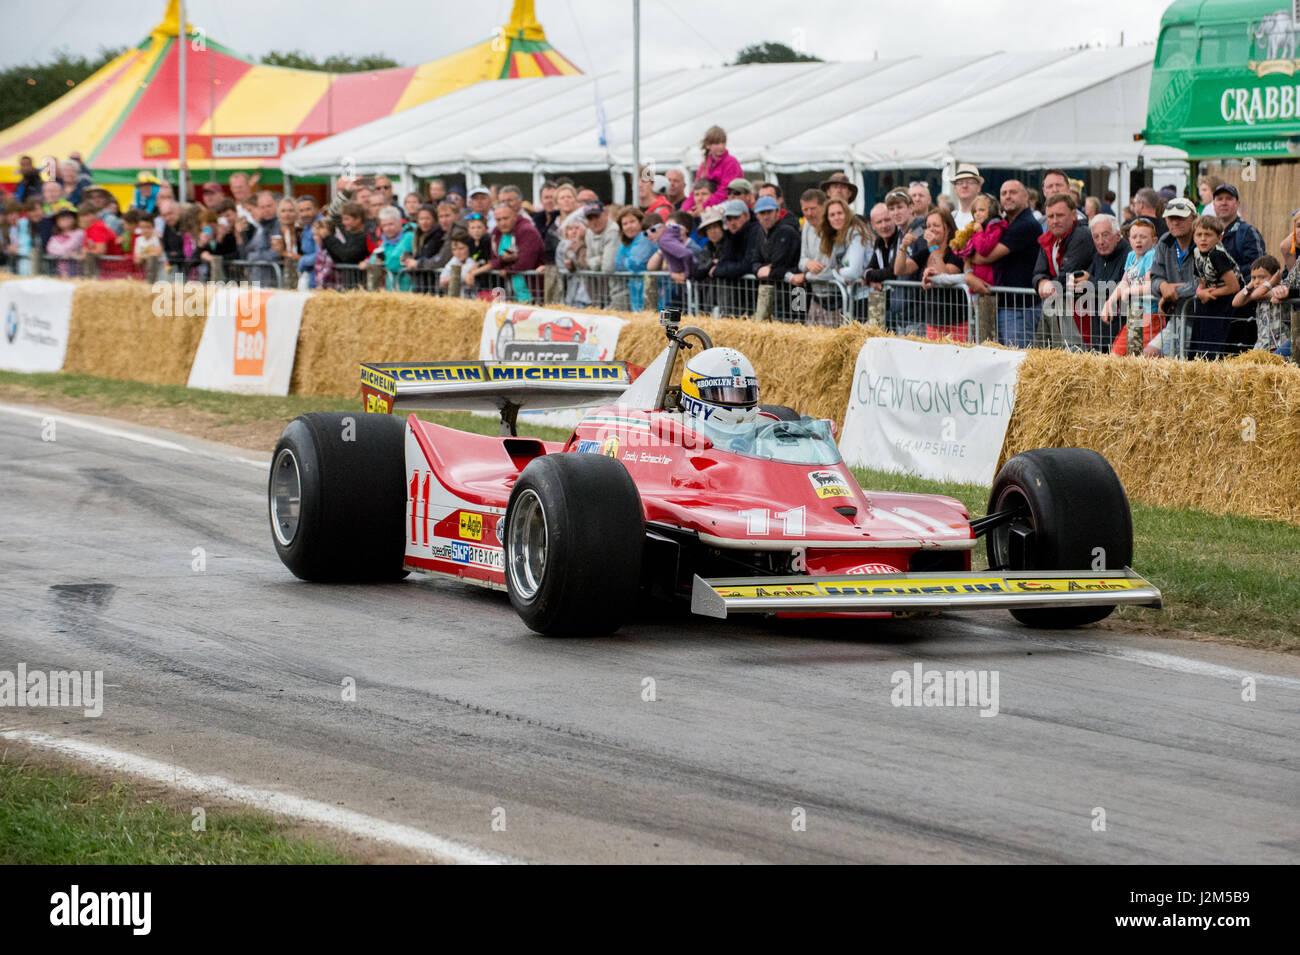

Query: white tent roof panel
[281,48,1180,179]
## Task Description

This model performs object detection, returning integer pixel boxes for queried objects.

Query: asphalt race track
[2,404,1298,864]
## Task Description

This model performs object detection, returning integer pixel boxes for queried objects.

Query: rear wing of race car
[360,360,632,435]
[690,569,1162,619]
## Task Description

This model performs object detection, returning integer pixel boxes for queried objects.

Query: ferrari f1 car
[268,313,1161,636]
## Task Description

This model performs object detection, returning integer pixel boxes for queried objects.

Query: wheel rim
[270,448,303,546]
[507,489,548,600]
[989,487,1034,570]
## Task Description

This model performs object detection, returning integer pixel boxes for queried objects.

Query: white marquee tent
[282,46,1185,209]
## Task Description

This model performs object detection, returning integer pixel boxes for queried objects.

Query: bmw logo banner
[0,279,76,373]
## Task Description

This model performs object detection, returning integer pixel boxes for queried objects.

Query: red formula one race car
[268,313,1161,636]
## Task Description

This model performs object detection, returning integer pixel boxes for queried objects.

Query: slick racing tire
[505,454,643,636]
[757,404,801,421]
[986,448,1133,629]
[269,412,409,582]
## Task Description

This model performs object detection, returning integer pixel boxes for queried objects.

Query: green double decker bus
[1145,0,1300,158]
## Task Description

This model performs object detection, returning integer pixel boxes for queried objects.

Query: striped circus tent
[0,0,580,184]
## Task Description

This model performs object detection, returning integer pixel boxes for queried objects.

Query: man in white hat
[466,186,496,231]
[951,163,983,229]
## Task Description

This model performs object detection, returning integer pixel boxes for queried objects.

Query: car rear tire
[986,448,1133,629]
[269,412,409,582]
[505,454,643,636]
[758,404,800,420]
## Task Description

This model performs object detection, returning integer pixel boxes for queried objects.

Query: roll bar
[653,307,713,412]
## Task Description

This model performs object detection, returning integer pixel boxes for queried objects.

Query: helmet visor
[694,375,759,407]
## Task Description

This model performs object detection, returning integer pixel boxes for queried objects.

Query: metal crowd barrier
[9,244,1294,361]
[219,258,282,289]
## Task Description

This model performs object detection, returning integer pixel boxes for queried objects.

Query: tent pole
[178,0,187,203]
[940,157,955,210]
[632,0,640,206]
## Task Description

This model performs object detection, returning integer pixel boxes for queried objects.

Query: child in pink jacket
[953,194,1006,285]
[681,125,743,212]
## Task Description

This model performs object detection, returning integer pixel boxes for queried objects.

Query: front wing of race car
[690,569,1162,619]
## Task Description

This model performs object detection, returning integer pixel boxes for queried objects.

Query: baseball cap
[727,178,753,194]
[723,199,748,217]
[1212,183,1239,199]
[699,206,725,227]
[1163,197,1197,218]
[468,186,490,198]
[201,182,223,193]
[448,185,466,197]
[754,195,780,213]
[582,201,605,217]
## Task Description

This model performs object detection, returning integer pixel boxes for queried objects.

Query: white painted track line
[0,401,268,468]
[3,730,523,865]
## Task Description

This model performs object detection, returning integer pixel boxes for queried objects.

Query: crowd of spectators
[2,128,1292,358]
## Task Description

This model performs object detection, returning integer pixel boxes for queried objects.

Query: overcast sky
[3,0,1171,73]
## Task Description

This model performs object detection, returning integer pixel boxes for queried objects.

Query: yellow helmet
[680,346,759,430]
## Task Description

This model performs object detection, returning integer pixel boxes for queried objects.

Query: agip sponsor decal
[808,469,851,499]
[458,511,484,541]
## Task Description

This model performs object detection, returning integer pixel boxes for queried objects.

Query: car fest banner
[187,287,308,396]
[0,278,76,373]
[478,302,629,427]
[479,302,626,363]
[839,338,1027,485]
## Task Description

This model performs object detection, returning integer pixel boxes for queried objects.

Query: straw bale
[290,291,488,396]
[1001,350,1300,525]
[63,280,207,384]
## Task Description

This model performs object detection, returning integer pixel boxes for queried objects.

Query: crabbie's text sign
[479,303,626,362]
[839,339,1026,485]
[0,278,75,373]
[187,288,308,395]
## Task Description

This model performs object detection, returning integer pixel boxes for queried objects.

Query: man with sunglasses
[371,175,403,214]
[726,178,756,211]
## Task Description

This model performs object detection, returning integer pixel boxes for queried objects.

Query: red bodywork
[401,407,974,609]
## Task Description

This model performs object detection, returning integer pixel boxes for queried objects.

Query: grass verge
[0,750,352,864]
[851,467,1300,652]
[2,370,1295,651]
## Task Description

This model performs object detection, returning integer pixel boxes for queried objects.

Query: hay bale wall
[1002,350,1300,525]
[290,291,487,396]
[63,280,207,384]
